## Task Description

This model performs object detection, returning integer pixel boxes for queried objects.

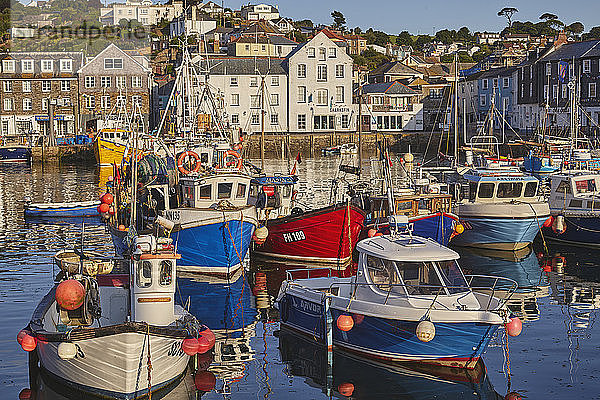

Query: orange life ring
[222,150,243,171]
[177,151,201,175]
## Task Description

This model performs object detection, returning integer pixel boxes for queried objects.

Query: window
[271,76,279,86]
[575,179,597,194]
[132,95,142,107]
[251,113,259,125]
[101,76,111,88]
[317,65,327,81]
[22,81,31,92]
[493,78,498,88]
[159,260,172,286]
[328,47,337,58]
[3,98,13,111]
[1,121,7,135]
[503,77,509,88]
[61,80,71,91]
[101,95,111,109]
[335,86,344,103]
[590,83,597,98]
[230,76,238,87]
[316,89,328,105]
[42,80,51,92]
[297,64,306,78]
[21,60,34,73]
[3,81,12,92]
[41,98,48,111]
[270,93,279,106]
[556,180,571,194]
[85,95,95,109]
[480,95,486,106]
[198,185,211,199]
[41,59,53,72]
[104,58,123,69]
[314,115,335,130]
[116,76,126,88]
[524,182,538,197]
[218,183,233,199]
[116,95,126,107]
[308,47,315,58]
[237,183,247,198]
[478,183,495,198]
[543,85,548,100]
[131,76,142,88]
[497,182,523,198]
[341,114,349,129]
[552,84,558,99]
[231,114,239,124]
[298,114,306,130]
[583,59,591,73]
[482,79,488,90]
[2,60,15,73]
[250,77,258,87]
[270,113,279,125]
[569,199,583,208]
[562,84,568,99]
[318,47,326,61]
[529,83,533,98]
[546,62,552,76]
[85,76,96,88]
[335,64,344,78]
[250,95,260,108]
[136,261,152,288]
[231,93,239,106]
[297,86,306,103]
[60,59,72,72]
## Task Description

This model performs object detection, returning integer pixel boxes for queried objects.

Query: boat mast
[358,73,363,176]
[453,55,459,168]
[260,76,265,170]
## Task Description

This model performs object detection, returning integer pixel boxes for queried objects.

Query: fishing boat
[93,128,131,166]
[18,233,212,399]
[24,200,101,218]
[450,167,550,250]
[542,171,600,247]
[275,216,521,369]
[252,202,365,269]
[0,144,32,163]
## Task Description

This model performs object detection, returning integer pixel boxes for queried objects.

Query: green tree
[498,7,518,28]
[295,19,313,28]
[363,28,390,46]
[583,26,600,40]
[331,10,346,31]
[396,30,412,45]
[456,27,473,42]
[413,34,433,51]
[566,22,584,35]
[472,45,491,62]
[435,29,456,44]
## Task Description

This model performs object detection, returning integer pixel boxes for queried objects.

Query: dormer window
[41,59,53,72]
[60,59,72,72]
[2,59,15,73]
[104,58,123,69]
[21,60,34,73]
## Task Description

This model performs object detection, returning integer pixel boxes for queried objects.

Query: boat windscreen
[436,260,469,294]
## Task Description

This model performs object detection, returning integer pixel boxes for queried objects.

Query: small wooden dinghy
[24,200,101,218]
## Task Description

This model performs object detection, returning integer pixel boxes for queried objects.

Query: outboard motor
[130,235,177,326]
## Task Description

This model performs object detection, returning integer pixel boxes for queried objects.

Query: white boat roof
[356,235,459,262]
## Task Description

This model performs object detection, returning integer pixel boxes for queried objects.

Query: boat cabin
[248,175,298,219]
[461,169,540,203]
[97,128,130,143]
[548,172,600,212]
[177,174,252,209]
[368,194,452,222]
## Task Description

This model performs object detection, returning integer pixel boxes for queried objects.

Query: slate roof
[204,57,287,75]
[361,81,417,95]
[540,40,600,61]
[369,61,422,77]
[477,66,518,79]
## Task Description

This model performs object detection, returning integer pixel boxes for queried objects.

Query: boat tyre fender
[279,297,289,322]
[291,207,304,216]
[222,150,243,170]
[177,151,201,175]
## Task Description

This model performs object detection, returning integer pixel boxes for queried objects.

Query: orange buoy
[18,388,33,400]
[505,317,522,337]
[17,330,28,345]
[194,371,216,392]
[97,203,110,214]
[199,326,216,348]
[338,382,355,397]
[101,193,114,205]
[56,280,86,311]
[118,224,126,231]
[374,232,383,237]
[367,229,377,238]
[196,336,212,354]
[352,313,365,325]
[505,392,522,400]
[454,223,465,234]
[337,314,354,331]
[21,334,36,352]
[182,338,199,355]
[542,216,554,228]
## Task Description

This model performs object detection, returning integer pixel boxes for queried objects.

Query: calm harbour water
[1,159,600,399]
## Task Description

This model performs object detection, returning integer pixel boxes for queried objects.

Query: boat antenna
[79,219,85,275]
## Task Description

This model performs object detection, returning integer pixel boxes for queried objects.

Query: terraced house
[0,51,83,139]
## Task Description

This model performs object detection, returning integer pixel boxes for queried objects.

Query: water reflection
[278,327,503,399]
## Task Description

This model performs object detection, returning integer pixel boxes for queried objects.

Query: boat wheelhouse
[276,220,518,369]
[451,168,550,250]
[248,175,298,221]
[542,171,600,247]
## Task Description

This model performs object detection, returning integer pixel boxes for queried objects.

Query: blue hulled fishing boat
[276,217,520,369]
[24,200,101,218]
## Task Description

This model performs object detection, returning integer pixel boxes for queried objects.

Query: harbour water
[2,160,600,399]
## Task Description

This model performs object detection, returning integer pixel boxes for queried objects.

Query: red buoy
[367,229,377,238]
[101,193,114,205]
[337,314,354,331]
[194,371,216,392]
[118,224,126,231]
[182,338,199,355]
[196,336,212,354]
[505,392,522,400]
[374,232,383,237]
[199,326,216,348]
[338,382,355,397]
[55,280,86,311]
[21,334,36,352]
[17,330,28,345]
[98,203,110,214]
[352,313,365,325]
[505,317,522,337]
[542,216,554,228]
[18,388,33,400]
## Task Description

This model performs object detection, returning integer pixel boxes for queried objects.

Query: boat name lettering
[164,210,181,221]
[292,297,321,314]
[168,341,184,357]
[283,230,306,243]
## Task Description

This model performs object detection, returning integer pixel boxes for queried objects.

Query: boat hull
[252,204,365,268]
[0,146,31,163]
[35,332,189,399]
[542,214,600,248]
[372,212,459,246]
[165,206,258,276]
[279,293,498,369]
[94,137,127,166]
[24,201,101,218]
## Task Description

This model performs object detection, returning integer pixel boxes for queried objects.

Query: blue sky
[225,0,600,35]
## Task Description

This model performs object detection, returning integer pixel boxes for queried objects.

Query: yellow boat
[93,128,130,166]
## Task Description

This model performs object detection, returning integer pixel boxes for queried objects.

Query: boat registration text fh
[283,230,306,243]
